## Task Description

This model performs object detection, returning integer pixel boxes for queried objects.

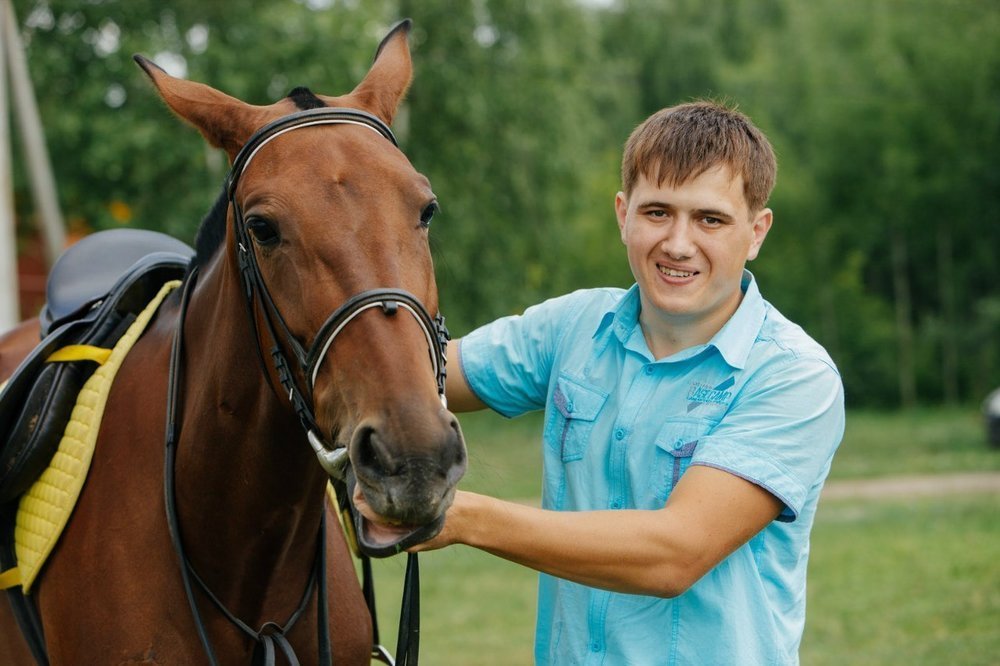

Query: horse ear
[133,55,270,160]
[336,19,414,124]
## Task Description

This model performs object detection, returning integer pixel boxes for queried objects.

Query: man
[373,102,844,664]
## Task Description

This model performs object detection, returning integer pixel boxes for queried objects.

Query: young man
[378,102,844,664]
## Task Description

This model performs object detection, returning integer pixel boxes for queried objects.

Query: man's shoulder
[755,302,839,374]
[528,286,629,320]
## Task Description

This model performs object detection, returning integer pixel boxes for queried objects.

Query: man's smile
[657,264,698,279]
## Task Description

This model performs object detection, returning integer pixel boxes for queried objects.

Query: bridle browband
[166,107,444,666]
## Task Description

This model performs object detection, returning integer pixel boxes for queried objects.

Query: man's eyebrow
[696,208,735,219]
[637,201,736,220]
[636,199,674,209]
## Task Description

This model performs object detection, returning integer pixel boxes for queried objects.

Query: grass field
[363,407,999,665]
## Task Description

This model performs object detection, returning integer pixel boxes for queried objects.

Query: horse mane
[189,186,229,271]
[188,87,329,270]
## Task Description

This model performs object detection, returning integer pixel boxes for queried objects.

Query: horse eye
[419,202,439,228]
[246,217,279,246]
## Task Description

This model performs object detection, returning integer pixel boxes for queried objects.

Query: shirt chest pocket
[645,418,714,507]
[546,376,608,462]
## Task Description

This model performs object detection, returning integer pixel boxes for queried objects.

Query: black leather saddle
[0,228,193,503]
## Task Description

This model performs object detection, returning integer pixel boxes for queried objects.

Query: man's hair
[621,101,777,212]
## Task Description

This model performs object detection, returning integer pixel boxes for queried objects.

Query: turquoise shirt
[459,272,845,665]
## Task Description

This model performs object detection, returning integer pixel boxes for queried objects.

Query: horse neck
[173,251,328,609]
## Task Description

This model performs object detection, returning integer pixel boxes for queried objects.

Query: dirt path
[822,471,1000,501]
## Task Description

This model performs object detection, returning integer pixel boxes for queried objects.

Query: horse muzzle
[343,409,466,557]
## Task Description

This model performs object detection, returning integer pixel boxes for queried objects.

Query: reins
[165,107,444,665]
[165,267,331,666]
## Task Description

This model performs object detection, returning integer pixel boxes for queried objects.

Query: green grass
[803,494,999,665]
[360,407,999,665]
[830,407,999,480]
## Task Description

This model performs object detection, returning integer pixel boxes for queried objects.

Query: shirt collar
[594,283,641,347]
[592,271,766,369]
[710,270,767,370]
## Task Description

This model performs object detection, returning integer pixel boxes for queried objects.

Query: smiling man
[378,102,844,664]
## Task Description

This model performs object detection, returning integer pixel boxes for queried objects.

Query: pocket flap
[654,418,711,457]
[553,376,607,421]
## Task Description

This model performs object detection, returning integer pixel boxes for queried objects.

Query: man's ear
[746,208,773,261]
[615,192,629,243]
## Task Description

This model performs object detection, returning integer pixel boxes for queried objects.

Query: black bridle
[165,107,445,666]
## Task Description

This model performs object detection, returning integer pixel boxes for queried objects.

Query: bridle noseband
[166,107,445,666]
[226,107,449,478]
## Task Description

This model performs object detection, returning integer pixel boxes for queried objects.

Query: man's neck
[638,292,744,361]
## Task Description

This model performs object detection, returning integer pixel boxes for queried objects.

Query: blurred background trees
[7,0,999,409]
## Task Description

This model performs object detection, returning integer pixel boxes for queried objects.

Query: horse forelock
[287,86,327,110]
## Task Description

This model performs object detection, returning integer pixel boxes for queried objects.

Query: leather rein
[164,107,446,666]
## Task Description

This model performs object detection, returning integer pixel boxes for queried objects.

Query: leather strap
[44,345,112,365]
[164,268,331,665]
[395,554,421,666]
[0,505,48,665]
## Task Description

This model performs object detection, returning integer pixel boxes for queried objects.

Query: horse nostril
[354,425,385,476]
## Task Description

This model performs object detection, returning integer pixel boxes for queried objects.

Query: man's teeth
[659,266,693,278]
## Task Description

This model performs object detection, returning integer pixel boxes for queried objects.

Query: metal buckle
[372,644,395,665]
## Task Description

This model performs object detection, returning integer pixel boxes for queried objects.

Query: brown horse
[0,20,465,665]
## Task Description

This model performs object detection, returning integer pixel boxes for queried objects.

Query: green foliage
[12,0,393,241]
[9,0,1000,406]
[398,0,624,328]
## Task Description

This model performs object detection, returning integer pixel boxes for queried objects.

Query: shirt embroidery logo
[687,376,735,412]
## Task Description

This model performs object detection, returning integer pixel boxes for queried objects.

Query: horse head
[135,20,465,552]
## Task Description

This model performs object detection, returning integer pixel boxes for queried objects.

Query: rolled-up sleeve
[460,292,589,418]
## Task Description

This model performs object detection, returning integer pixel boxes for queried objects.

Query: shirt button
[645,365,655,375]
[611,500,622,509]
[614,428,625,440]
[590,643,601,652]
[674,439,685,451]
[566,401,574,413]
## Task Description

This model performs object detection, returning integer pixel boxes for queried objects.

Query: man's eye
[420,202,439,228]
[246,217,280,245]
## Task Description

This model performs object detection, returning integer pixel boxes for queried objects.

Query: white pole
[0,0,20,329]
[3,0,65,265]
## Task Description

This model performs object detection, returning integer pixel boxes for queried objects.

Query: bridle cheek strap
[303,288,448,479]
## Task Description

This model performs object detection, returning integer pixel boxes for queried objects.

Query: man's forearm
[416,466,783,597]
[429,491,701,597]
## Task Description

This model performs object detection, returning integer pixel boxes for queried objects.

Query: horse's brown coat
[0,21,464,664]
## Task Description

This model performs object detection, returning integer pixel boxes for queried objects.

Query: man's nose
[660,219,696,259]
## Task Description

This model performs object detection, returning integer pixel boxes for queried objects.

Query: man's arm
[410,464,783,597]
[445,338,487,412]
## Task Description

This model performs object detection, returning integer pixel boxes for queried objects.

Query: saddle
[0,228,193,504]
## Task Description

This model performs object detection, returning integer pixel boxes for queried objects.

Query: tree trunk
[891,229,917,408]
[937,226,959,404]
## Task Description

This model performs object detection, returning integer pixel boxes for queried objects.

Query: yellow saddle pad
[0,280,179,593]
